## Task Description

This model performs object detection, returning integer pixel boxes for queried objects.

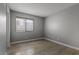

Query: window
[16,17,25,32]
[25,19,33,31]
[16,17,33,32]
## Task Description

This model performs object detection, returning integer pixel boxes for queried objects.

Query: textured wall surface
[45,4,79,48]
[0,3,6,54]
[10,10,44,42]
[6,5,10,48]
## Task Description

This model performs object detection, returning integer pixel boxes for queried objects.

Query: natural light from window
[16,17,33,32]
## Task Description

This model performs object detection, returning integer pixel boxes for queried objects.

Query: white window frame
[16,16,34,32]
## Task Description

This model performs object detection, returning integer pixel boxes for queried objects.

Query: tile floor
[7,39,79,55]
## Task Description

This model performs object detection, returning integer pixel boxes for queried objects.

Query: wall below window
[10,10,44,42]
[44,4,79,48]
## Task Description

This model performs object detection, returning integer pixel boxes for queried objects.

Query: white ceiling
[8,3,76,17]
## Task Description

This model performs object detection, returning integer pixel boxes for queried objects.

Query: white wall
[6,5,10,48]
[10,10,44,42]
[0,3,7,54]
[45,4,79,48]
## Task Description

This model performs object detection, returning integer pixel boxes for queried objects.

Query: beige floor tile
[7,39,79,55]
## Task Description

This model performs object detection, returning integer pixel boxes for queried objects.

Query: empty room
[1,3,79,55]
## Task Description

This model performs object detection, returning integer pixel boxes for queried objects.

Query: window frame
[16,16,34,32]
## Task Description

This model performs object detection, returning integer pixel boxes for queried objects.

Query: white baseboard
[11,37,45,44]
[45,38,79,50]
